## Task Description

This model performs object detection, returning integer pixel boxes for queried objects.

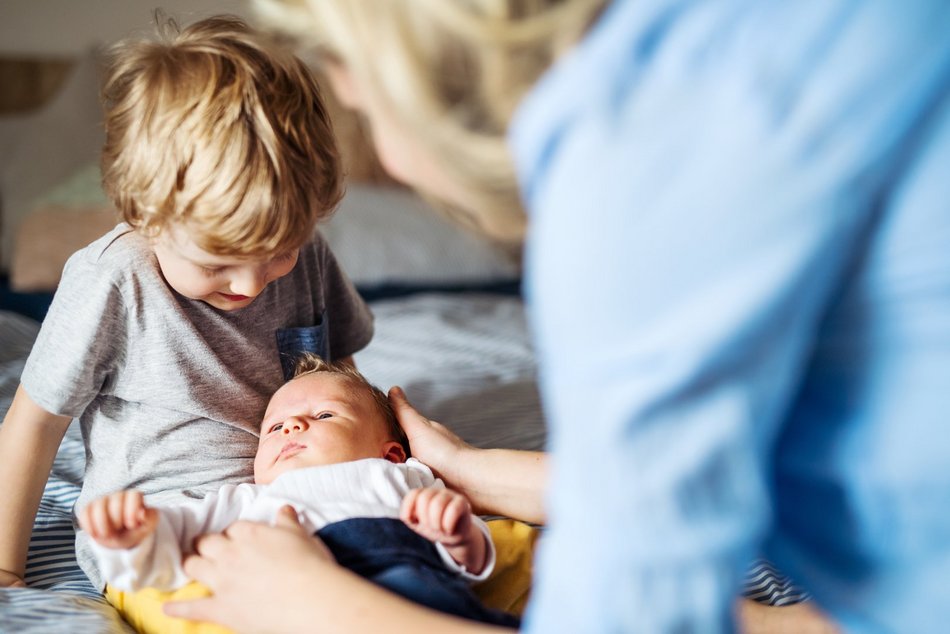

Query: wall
[0,1,250,56]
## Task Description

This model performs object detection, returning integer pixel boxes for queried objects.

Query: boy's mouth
[219,292,251,302]
[278,442,306,460]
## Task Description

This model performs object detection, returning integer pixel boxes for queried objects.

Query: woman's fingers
[388,386,429,435]
[274,504,302,530]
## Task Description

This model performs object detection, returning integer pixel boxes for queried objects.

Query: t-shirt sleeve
[313,232,374,360]
[20,248,128,418]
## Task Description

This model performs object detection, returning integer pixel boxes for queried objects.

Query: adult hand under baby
[164,505,335,630]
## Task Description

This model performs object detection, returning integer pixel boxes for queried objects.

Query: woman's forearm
[455,448,547,524]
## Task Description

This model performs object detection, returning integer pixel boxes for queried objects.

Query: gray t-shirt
[20,224,373,589]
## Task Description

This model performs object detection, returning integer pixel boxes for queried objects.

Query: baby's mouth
[278,442,306,460]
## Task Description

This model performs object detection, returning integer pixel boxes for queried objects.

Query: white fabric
[90,458,495,591]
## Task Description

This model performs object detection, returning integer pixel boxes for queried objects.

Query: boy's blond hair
[101,14,342,256]
[252,0,606,243]
[290,353,411,458]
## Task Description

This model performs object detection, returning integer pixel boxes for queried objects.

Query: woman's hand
[165,505,491,634]
[164,506,334,631]
[389,386,474,486]
[391,385,547,523]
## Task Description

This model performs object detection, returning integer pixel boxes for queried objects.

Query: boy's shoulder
[62,223,154,281]
[50,223,162,313]
[71,223,148,265]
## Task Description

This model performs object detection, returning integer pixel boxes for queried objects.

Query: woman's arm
[390,387,547,524]
[165,506,510,634]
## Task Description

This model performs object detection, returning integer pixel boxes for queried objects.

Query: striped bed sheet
[0,295,803,631]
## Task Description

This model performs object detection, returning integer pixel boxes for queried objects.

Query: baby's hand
[78,490,158,550]
[400,487,474,547]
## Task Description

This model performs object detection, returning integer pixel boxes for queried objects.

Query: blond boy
[80,357,519,628]
[0,16,372,591]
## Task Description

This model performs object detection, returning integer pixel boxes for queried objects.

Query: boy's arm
[0,386,72,585]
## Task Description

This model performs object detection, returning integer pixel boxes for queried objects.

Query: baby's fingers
[400,488,422,525]
[441,494,470,536]
[122,490,148,529]
[425,490,454,531]
[87,498,118,540]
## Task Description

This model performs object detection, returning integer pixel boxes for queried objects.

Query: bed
[0,52,803,634]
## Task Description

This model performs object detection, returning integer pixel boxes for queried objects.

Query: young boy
[0,15,373,592]
[79,356,520,628]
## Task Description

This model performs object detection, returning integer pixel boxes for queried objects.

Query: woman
[167,1,950,632]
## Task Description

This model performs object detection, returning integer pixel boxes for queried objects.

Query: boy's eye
[200,266,223,277]
[275,250,297,262]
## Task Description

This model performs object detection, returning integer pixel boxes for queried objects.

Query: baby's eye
[269,422,284,433]
[200,266,223,277]
[315,412,333,420]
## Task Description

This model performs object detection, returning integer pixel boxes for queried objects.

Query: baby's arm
[400,487,487,575]
[79,487,249,591]
[0,386,73,587]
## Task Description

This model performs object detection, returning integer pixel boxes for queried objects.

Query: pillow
[322,184,521,288]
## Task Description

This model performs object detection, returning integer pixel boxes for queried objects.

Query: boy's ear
[382,441,406,464]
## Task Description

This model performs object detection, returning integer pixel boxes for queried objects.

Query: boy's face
[254,372,404,484]
[151,223,299,311]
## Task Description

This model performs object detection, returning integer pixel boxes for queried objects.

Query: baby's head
[254,354,410,484]
[100,15,342,310]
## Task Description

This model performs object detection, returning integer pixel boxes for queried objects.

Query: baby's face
[254,372,396,484]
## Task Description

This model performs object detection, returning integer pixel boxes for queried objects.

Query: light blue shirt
[511,1,950,631]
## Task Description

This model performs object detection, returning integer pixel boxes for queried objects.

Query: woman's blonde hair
[252,0,606,242]
[101,14,342,255]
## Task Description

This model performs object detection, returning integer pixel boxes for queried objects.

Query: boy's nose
[230,266,267,297]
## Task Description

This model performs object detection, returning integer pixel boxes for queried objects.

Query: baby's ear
[382,441,406,464]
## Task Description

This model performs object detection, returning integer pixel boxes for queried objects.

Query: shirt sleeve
[89,486,254,592]
[433,516,497,583]
[512,3,928,632]
[20,248,128,417]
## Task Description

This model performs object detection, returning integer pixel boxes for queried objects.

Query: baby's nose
[282,417,307,433]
